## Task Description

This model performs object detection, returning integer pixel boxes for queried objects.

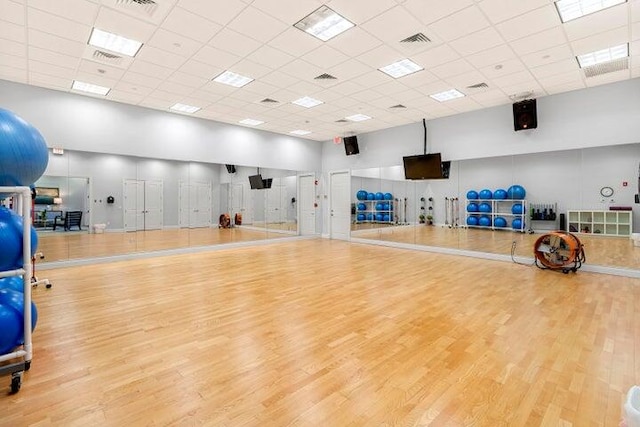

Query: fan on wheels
[533,231,586,273]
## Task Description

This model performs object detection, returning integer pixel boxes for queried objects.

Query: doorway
[329,171,351,241]
[123,179,164,231]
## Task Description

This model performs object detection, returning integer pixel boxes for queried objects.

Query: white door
[194,181,211,227]
[329,171,351,241]
[144,180,163,230]
[266,184,286,224]
[231,183,246,224]
[179,181,189,228]
[299,174,315,235]
[124,179,144,232]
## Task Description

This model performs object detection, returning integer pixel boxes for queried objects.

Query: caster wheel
[562,269,569,274]
[10,373,22,394]
[31,276,37,283]
[46,283,52,289]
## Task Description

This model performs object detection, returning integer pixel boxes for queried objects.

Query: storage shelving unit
[529,202,558,231]
[355,199,395,224]
[567,210,632,236]
[465,199,528,232]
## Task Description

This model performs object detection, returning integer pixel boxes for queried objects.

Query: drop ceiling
[1,0,638,141]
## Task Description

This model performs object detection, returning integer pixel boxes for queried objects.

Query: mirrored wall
[350,143,640,274]
[34,150,305,263]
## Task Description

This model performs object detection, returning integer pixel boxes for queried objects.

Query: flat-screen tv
[403,153,444,180]
[249,174,264,189]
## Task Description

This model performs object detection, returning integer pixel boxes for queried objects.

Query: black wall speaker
[225,164,236,173]
[513,99,537,131]
[441,161,451,179]
[344,135,359,156]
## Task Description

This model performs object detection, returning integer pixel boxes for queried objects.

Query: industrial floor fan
[533,231,586,273]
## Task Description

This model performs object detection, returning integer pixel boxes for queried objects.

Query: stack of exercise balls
[356,189,393,222]
[0,108,47,355]
[466,185,526,230]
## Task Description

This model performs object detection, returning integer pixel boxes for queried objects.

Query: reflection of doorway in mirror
[123,179,163,231]
[266,183,287,226]
[179,181,211,228]
[230,183,249,225]
[330,171,350,241]
[299,174,315,235]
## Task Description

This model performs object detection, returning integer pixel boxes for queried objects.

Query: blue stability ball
[383,214,390,222]
[375,192,384,200]
[512,218,524,230]
[478,189,492,200]
[466,216,479,226]
[0,276,25,293]
[366,213,373,221]
[383,202,389,210]
[375,203,383,211]
[493,189,508,200]
[357,213,365,221]
[511,203,523,215]
[478,202,492,213]
[375,213,384,221]
[0,207,22,271]
[507,185,526,200]
[494,217,507,228]
[466,190,479,200]
[478,215,492,227]
[0,289,38,353]
[0,108,49,188]
[467,202,479,213]
[367,192,375,201]
[357,203,366,211]
[383,193,393,200]
[356,190,367,201]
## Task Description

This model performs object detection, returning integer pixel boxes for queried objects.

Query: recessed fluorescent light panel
[576,43,628,68]
[292,96,323,108]
[294,5,354,41]
[213,71,254,88]
[290,130,312,135]
[379,59,424,78]
[170,103,200,114]
[71,80,110,96]
[239,118,264,126]
[555,0,626,23]
[345,114,371,122]
[430,89,465,102]
[88,28,143,57]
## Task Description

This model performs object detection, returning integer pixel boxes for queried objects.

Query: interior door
[179,181,189,228]
[299,174,315,235]
[266,184,285,224]
[329,171,351,241]
[144,180,163,230]
[231,183,245,224]
[123,179,144,232]
[194,181,211,227]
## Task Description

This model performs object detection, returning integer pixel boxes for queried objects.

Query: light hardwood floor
[2,238,639,426]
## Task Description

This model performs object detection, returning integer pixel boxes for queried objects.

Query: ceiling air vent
[115,0,158,17]
[400,33,431,43]
[390,104,407,109]
[92,50,124,65]
[314,73,337,80]
[260,98,279,104]
[467,82,489,89]
[583,58,628,78]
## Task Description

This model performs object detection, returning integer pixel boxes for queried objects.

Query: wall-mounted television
[403,153,446,180]
[249,174,265,189]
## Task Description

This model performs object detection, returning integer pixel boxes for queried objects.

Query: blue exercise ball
[375,213,384,221]
[494,217,507,228]
[511,203,523,215]
[466,216,479,226]
[0,277,25,293]
[478,215,492,227]
[507,185,526,200]
[383,202,389,210]
[383,193,393,200]
[0,207,38,270]
[366,213,373,221]
[479,189,492,200]
[0,289,37,353]
[467,203,479,213]
[383,214,390,222]
[357,203,366,211]
[0,108,49,189]
[478,202,492,213]
[375,192,384,200]
[466,190,479,200]
[512,218,524,230]
[493,189,507,200]
[357,213,365,221]
[367,193,375,201]
[356,190,367,201]
[375,203,383,211]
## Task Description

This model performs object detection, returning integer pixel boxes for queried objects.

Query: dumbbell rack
[0,186,34,393]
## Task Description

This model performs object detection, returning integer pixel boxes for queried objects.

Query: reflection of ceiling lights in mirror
[239,118,264,126]
[576,44,628,68]
[290,130,312,135]
[88,28,143,56]
[430,89,465,102]
[555,0,626,23]
[294,5,354,41]
[292,96,323,108]
[170,103,200,114]
[379,59,423,78]
[72,80,110,96]
[213,70,254,88]
[345,114,371,122]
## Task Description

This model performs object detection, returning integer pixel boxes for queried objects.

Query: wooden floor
[2,239,639,426]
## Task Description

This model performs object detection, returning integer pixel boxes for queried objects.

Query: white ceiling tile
[350,88,385,103]
[537,69,583,88]
[445,70,491,89]
[178,0,248,26]
[98,0,177,26]
[28,8,91,42]
[128,59,175,80]
[247,45,295,69]
[633,22,640,40]
[429,6,490,41]
[500,81,545,98]
[447,97,483,113]
[146,29,204,58]
[232,59,277,80]
[163,7,223,43]
[138,96,174,110]
[509,26,567,56]
[269,27,323,58]
[449,27,505,56]
[78,59,126,80]
[495,5,560,42]
[563,3,628,42]
[29,72,72,91]
[416,80,454,97]
[584,69,630,87]
[179,59,223,80]
[373,80,409,96]
[0,38,26,58]
[192,45,241,69]
[136,46,186,69]
[28,0,98,25]
[570,26,629,56]
[328,0,397,25]
[327,59,370,81]
[520,44,574,68]
[156,80,196,96]
[302,45,350,69]
[469,88,508,103]
[355,44,404,68]
[107,90,146,105]
[354,70,393,88]
[28,59,76,80]
[0,66,27,82]
[466,44,516,68]
[402,0,474,26]
[208,28,262,57]
[480,58,527,79]
[227,6,289,43]
[74,70,118,88]
[0,52,26,69]
[165,71,208,89]
[330,80,365,95]
[1,0,25,25]
[200,79,240,97]
[120,71,163,90]
[278,59,324,80]
[328,27,383,58]
[489,70,535,87]
[633,41,640,56]
[410,44,461,68]
[114,80,155,97]
[430,58,475,79]
[252,0,324,25]
[633,0,640,22]
[242,80,280,96]
[359,6,427,44]
[397,69,440,88]
[94,6,157,42]
[28,29,86,58]
[544,80,587,95]
[260,70,299,89]
[0,19,26,43]
[478,0,550,24]
[148,88,181,102]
